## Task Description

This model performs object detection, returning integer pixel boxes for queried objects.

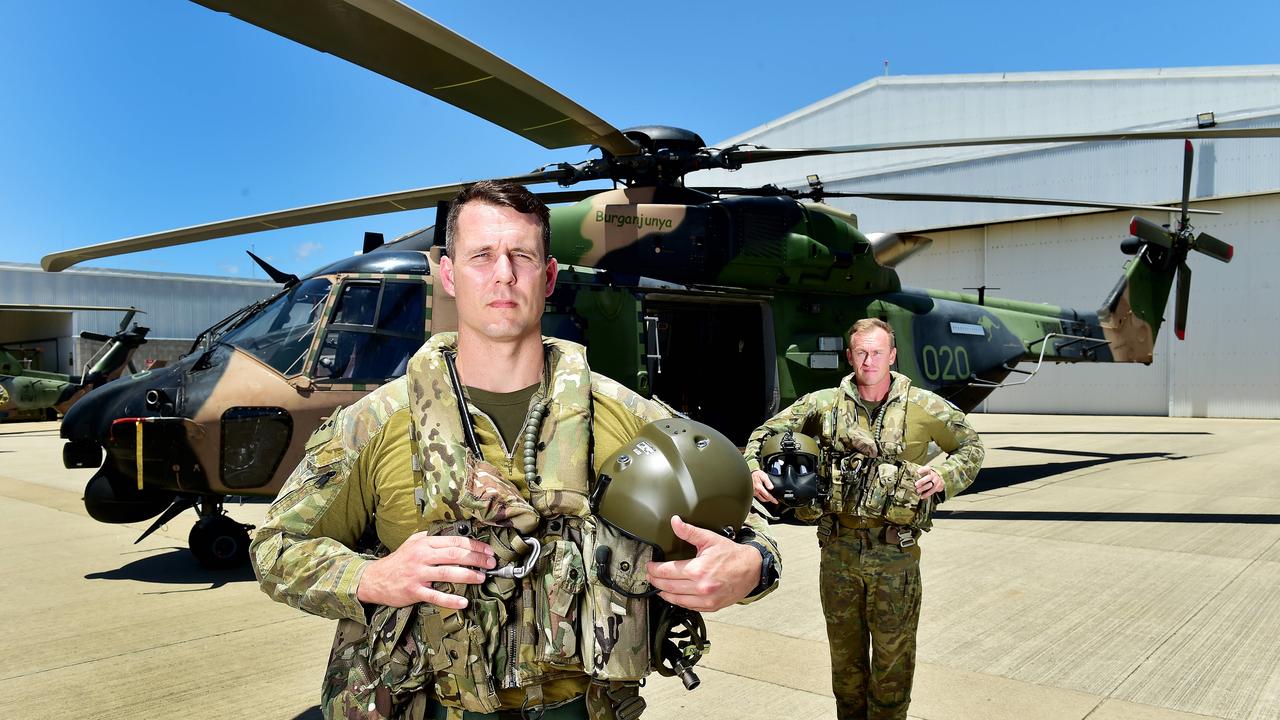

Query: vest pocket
[855,463,895,519]
[427,604,502,713]
[884,461,923,527]
[536,539,586,667]
[579,519,652,681]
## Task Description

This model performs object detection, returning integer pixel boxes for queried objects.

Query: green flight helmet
[593,418,752,562]
[761,430,826,506]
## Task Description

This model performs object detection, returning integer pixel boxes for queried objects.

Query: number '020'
[920,345,970,381]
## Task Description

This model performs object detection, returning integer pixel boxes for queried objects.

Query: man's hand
[751,469,777,504]
[356,533,496,610]
[646,516,763,612]
[915,466,944,499]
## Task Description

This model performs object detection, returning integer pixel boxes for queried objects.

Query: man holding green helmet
[250,180,779,720]
[745,317,984,720]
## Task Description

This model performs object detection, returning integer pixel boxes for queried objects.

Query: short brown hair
[444,180,552,260]
[847,318,896,348]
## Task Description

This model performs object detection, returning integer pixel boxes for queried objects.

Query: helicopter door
[642,296,776,445]
[312,279,427,384]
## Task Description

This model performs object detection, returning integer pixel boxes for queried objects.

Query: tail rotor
[1122,140,1233,340]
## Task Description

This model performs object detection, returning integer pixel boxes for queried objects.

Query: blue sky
[1,1,1275,278]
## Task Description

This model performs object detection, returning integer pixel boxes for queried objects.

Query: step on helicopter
[0,304,149,421]
[39,1,1277,567]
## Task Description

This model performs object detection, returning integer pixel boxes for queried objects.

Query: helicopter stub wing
[192,0,638,156]
[40,170,563,272]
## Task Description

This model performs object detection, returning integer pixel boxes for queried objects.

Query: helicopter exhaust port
[83,469,175,524]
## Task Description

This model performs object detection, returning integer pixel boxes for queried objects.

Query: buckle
[892,526,915,549]
[486,536,542,579]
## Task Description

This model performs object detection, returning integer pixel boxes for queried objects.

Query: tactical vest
[323,333,653,720]
[823,374,934,531]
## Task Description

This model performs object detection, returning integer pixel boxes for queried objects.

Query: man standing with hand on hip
[745,317,983,720]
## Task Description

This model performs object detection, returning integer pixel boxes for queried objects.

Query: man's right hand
[356,533,496,610]
[751,470,777,504]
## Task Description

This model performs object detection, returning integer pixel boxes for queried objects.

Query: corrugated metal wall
[0,263,275,372]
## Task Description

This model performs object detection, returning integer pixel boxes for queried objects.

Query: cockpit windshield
[219,277,332,376]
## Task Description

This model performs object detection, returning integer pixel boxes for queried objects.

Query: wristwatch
[742,539,779,596]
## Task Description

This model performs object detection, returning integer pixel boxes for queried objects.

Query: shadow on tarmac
[935,509,1280,523]
[291,707,322,720]
[968,446,1178,494]
[85,547,255,589]
[980,431,1211,436]
[941,445,1280,524]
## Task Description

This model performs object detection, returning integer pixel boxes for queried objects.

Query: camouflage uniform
[252,333,780,720]
[745,371,982,720]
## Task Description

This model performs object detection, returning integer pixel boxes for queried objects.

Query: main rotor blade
[0,304,142,313]
[192,0,637,155]
[1174,262,1191,341]
[41,170,562,272]
[814,190,1222,215]
[1180,140,1193,227]
[726,126,1280,165]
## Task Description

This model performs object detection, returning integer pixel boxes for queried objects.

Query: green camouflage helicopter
[39,0,1276,566]
[0,304,150,421]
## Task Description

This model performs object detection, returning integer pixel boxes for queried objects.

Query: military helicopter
[0,304,150,421]
[38,1,1277,567]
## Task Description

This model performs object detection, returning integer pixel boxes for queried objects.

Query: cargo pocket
[579,519,652,681]
[536,539,586,667]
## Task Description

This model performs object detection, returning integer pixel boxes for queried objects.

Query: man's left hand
[915,466,944,499]
[646,516,762,612]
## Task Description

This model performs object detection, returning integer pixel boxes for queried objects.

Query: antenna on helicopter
[246,251,299,287]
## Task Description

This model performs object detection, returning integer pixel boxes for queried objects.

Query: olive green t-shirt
[465,382,541,451]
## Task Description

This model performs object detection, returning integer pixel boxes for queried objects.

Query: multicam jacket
[745,371,984,504]
[251,334,780,716]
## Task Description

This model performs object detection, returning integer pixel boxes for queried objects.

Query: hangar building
[0,262,275,375]
[692,65,1280,418]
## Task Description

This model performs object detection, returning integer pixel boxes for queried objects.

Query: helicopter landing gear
[189,499,253,570]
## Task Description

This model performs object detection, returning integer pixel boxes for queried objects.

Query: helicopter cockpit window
[219,277,332,377]
[314,280,426,384]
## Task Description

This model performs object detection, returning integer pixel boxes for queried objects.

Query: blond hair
[847,318,896,348]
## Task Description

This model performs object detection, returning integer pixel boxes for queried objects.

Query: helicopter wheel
[189,514,251,570]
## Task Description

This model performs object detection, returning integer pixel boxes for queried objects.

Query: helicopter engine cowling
[83,469,176,524]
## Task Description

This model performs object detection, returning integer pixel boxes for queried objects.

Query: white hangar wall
[691,66,1280,418]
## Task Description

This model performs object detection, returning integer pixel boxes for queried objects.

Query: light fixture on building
[1197,112,1216,129]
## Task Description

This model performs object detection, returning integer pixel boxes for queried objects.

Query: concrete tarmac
[1,414,1278,720]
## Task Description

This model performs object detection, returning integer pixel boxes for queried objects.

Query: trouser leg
[865,539,921,720]
[820,527,870,720]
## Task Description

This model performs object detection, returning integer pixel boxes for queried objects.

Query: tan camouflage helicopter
[40,1,1277,567]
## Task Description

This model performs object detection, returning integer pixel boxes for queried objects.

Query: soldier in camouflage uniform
[745,318,983,720]
[251,181,780,720]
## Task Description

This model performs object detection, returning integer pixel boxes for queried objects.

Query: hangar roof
[691,65,1280,233]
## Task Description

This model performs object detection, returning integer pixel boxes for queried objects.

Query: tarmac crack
[0,615,312,683]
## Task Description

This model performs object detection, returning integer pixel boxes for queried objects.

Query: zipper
[504,623,519,688]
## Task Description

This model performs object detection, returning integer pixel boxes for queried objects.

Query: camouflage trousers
[819,521,922,720]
